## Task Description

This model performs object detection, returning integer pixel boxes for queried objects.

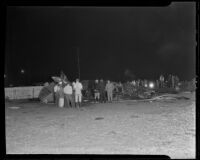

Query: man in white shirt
[64,82,75,108]
[73,78,83,108]
[54,82,61,106]
[105,80,115,102]
[54,81,64,107]
[94,79,100,103]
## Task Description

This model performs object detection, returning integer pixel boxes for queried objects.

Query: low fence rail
[4,86,43,100]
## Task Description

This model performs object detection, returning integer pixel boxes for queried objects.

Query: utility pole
[77,47,80,79]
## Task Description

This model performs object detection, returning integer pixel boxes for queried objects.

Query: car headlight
[149,82,154,89]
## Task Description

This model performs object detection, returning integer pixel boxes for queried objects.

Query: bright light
[149,82,154,89]
[21,69,25,74]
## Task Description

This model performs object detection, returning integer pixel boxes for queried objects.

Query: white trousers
[94,92,100,99]
[75,94,82,103]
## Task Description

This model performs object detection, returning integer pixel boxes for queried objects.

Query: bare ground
[5,92,196,159]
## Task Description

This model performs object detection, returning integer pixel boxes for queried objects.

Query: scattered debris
[9,106,20,109]
[95,117,104,120]
[108,130,117,135]
[176,97,190,100]
[130,115,140,118]
[147,94,190,102]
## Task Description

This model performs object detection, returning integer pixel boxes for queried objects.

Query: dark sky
[5,2,196,85]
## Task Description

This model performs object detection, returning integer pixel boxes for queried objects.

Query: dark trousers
[160,81,164,88]
[55,93,59,106]
[100,91,106,102]
[64,94,75,108]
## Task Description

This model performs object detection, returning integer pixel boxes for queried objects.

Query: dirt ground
[5,92,196,159]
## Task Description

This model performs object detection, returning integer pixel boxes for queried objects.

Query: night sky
[4,2,196,86]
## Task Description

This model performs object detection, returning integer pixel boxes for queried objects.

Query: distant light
[144,84,148,87]
[149,82,154,89]
[4,74,6,78]
[21,69,25,74]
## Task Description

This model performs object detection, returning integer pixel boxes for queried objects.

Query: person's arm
[54,86,57,92]
[73,84,76,90]
[105,84,108,91]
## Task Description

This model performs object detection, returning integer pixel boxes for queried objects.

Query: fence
[4,86,43,100]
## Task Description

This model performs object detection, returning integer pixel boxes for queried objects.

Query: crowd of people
[92,79,117,103]
[53,77,119,108]
[126,74,180,89]
[52,72,181,108]
[54,78,83,108]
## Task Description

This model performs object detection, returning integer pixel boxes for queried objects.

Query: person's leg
[101,92,103,103]
[75,94,78,108]
[78,94,82,108]
[108,92,110,102]
[70,95,75,108]
[76,94,80,108]
[53,93,56,103]
[64,95,67,107]
[64,95,68,108]
[97,92,100,102]
[94,93,97,102]
[95,93,98,102]
[72,93,75,107]
[116,92,119,101]
[99,92,101,102]
[67,95,71,108]
[110,92,113,102]
[55,93,59,106]
[68,95,72,107]
[104,92,106,102]
[107,91,109,102]
[104,91,106,102]
[99,92,102,102]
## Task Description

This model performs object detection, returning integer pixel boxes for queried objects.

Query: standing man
[53,83,58,105]
[167,74,172,88]
[175,75,179,88]
[159,74,165,88]
[99,79,106,103]
[105,80,115,102]
[94,79,100,103]
[64,82,75,108]
[54,81,64,107]
[60,70,67,82]
[156,79,160,89]
[171,75,175,88]
[54,82,61,106]
[132,80,136,87]
[73,78,83,108]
